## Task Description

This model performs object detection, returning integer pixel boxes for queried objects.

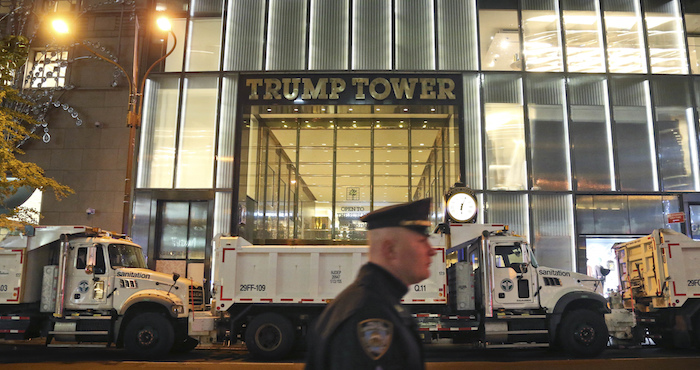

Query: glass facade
[135,0,700,273]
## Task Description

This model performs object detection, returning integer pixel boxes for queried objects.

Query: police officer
[305,198,436,370]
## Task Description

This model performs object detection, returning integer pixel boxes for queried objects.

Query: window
[522,0,564,72]
[562,0,606,72]
[24,50,67,89]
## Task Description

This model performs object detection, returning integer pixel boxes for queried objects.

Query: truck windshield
[108,244,147,269]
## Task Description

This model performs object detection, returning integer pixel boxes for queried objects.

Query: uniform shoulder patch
[357,318,393,360]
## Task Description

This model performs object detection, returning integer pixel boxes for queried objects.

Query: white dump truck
[0,225,207,357]
[605,229,700,349]
[203,219,609,359]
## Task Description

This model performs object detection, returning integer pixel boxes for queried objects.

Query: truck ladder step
[48,331,110,335]
[485,342,549,349]
[47,343,110,348]
[487,329,549,335]
[495,315,546,319]
[60,316,113,320]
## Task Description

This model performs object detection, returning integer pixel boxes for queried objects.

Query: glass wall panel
[395,0,435,70]
[478,0,521,71]
[308,0,349,70]
[610,78,657,191]
[158,201,207,260]
[185,18,222,71]
[522,0,564,72]
[463,74,482,189]
[526,75,570,190]
[652,77,700,190]
[163,19,186,72]
[531,194,574,270]
[176,76,219,188]
[137,76,181,188]
[602,0,648,73]
[437,0,478,70]
[561,0,606,72]
[353,0,392,70]
[644,0,688,74]
[484,74,527,190]
[217,76,237,188]
[266,0,307,71]
[568,76,614,191]
[577,195,681,234]
[687,6,700,74]
[485,193,529,241]
[224,0,266,71]
[240,104,456,244]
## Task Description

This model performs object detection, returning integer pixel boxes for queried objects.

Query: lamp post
[52,15,177,235]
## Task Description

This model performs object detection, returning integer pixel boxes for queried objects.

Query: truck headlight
[171,304,184,314]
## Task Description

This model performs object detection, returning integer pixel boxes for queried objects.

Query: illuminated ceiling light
[431,108,436,112]
[353,124,357,128]
[294,108,299,112]
[403,108,408,112]
[500,40,509,49]
[349,108,353,112]
[399,124,404,128]
[420,143,424,146]
[387,144,391,146]
[283,124,288,128]
[321,107,326,111]
[376,108,380,111]
[305,120,309,123]
[267,108,272,112]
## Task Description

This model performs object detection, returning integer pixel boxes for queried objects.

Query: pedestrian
[305,198,436,370]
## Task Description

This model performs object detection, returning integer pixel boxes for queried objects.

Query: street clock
[445,186,478,223]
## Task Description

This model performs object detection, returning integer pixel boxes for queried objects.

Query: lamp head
[156,16,172,31]
[51,19,70,35]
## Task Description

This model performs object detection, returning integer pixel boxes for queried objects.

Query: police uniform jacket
[305,262,424,370]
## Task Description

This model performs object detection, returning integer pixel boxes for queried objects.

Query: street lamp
[52,14,177,235]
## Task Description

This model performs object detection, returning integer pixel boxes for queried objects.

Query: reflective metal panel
[437,0,478,70]
[217,75,238,188]
[186,18,223,72]
[395,0,435,70]
[353,0,392,70]
[266,0,308,71]
[224,0,266,71]
[463,73,482,189]
[309,0,349,70]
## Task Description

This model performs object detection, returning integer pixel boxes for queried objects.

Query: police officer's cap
[360,198,432,235]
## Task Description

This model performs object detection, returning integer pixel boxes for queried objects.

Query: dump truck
[605,229,700,349]
[0,225,207,357]
[204,219,610,359]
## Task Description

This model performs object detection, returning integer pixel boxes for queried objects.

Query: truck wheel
[559,309,608,357]
[124,312,175,358]
[245,313,295,360]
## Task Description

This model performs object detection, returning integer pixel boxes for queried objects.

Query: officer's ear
[379,236,397,261]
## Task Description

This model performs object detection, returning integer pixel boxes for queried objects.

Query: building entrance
[239,104,459,244]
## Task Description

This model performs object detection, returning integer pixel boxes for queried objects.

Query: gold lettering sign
[246,76,457,102]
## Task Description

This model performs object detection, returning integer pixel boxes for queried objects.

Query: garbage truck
[0,225,207,357]
[202,187,611,359]
[605,228,700,349]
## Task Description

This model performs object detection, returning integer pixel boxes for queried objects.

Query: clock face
[446,192,477,222]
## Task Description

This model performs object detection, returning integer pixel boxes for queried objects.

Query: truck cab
[0,226,207,357]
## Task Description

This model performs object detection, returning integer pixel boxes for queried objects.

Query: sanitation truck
[0,225,208,357]
[205,192,610,360]
[605,229,700,349]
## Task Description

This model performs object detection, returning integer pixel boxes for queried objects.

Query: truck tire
[558,309,608,358]
[124,312,175,358]
[245,313,295,360]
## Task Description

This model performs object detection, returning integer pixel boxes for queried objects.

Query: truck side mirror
[173,273,180,282]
